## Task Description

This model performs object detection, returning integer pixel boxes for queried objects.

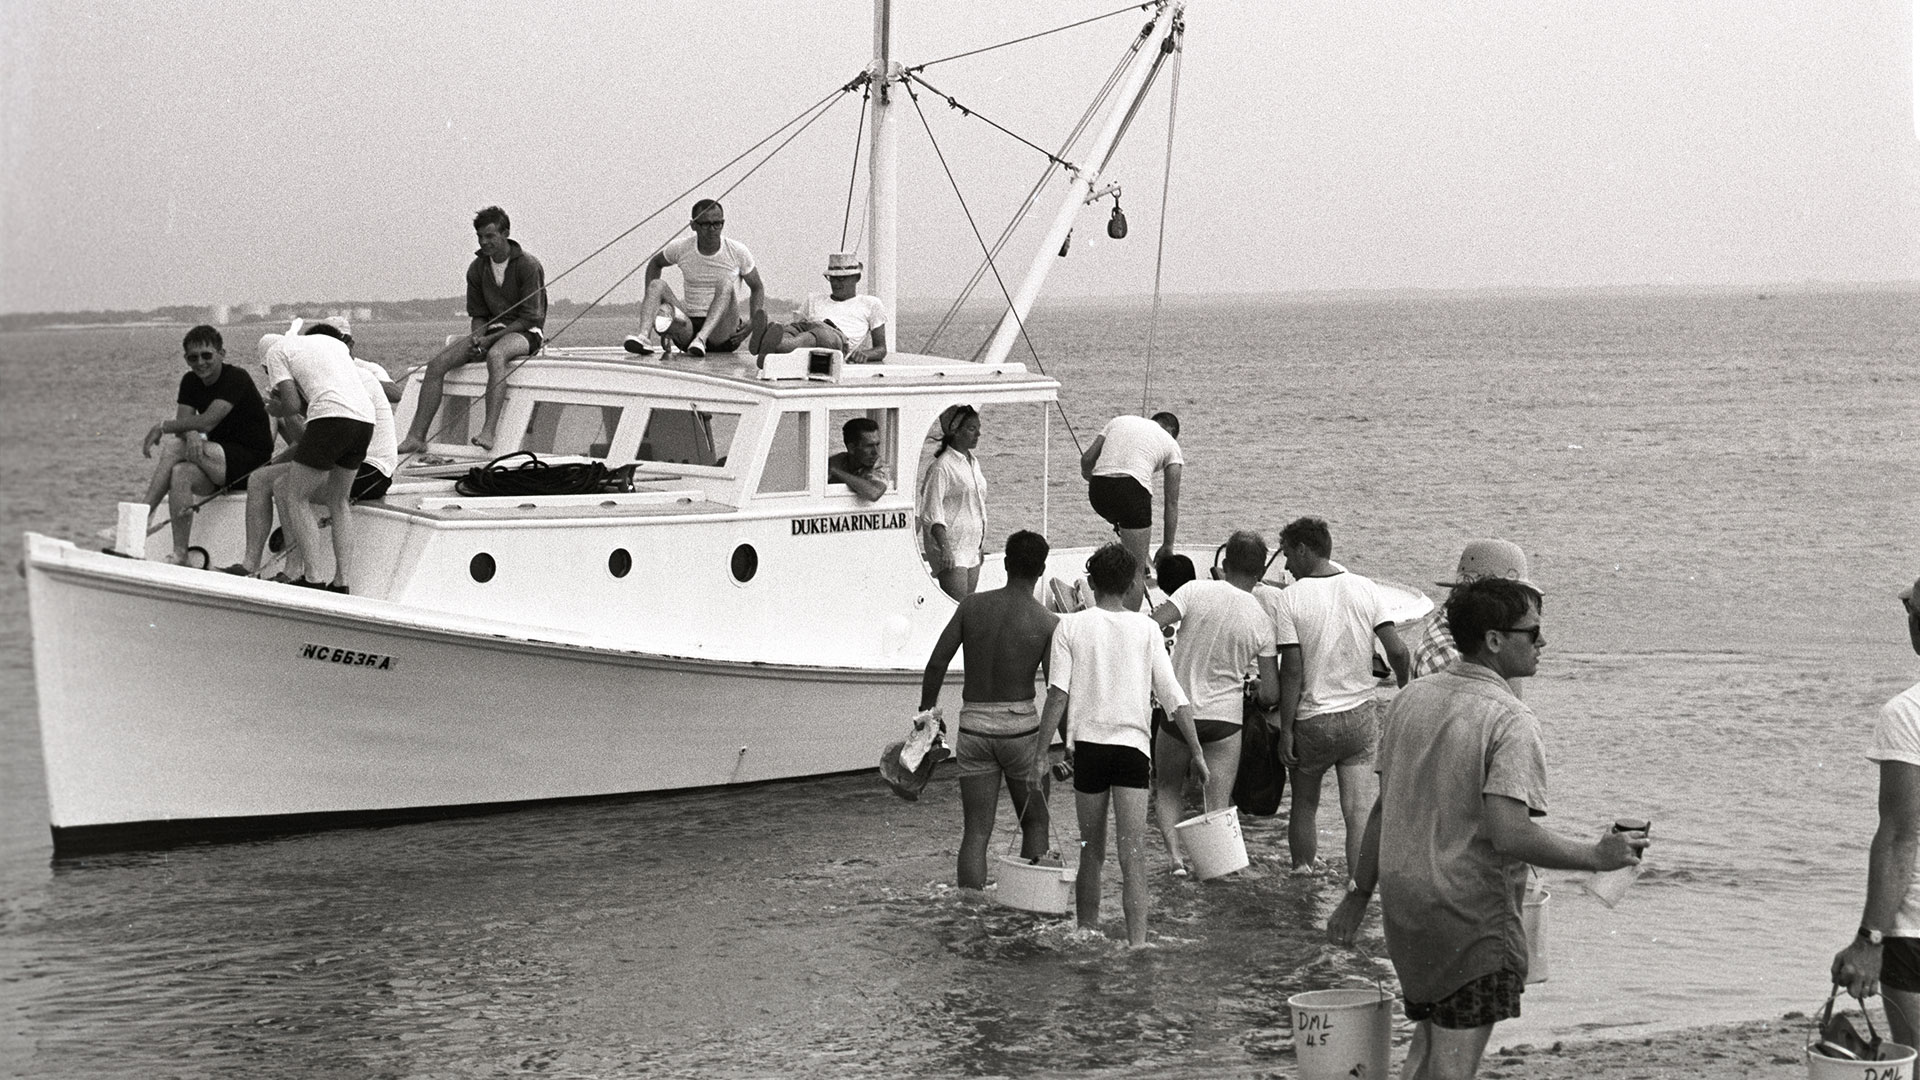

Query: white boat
[23,1,1430,853]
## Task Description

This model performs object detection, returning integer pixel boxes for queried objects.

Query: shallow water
[3,292,1918,1076]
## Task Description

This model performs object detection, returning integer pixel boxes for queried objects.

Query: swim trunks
[1404,967,1524,1029]
[1885,938,1920,993]
[1292,698,1379,775]
[1072,741,1151,793]
[1087,474,1151,530]
[956,700,1043,779]
[292,417,373,471]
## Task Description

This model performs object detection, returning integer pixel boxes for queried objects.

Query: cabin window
[524,401,622,458]
[634,405,740,468]
[756,411,811,494]
[826,408,896,493]
[431,395,479,446]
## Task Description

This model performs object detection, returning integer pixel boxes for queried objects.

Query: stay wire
[1141,16,1182,414]
[920,32,1140,353]
[903,80,1084,456]
[903,72,1078,173]
[910,1,1157,71]
[840,85,871,252]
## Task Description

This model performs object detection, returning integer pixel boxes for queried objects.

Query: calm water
[3,292,1918,1077]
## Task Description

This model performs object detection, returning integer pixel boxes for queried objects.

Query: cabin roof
[527,347,1060,401]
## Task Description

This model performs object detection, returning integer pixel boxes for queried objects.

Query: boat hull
[27,535,927,853]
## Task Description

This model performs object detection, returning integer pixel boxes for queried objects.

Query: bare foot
[471,433,495,452]
[397,436,427,454]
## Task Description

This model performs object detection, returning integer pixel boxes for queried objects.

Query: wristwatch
[1860,926,1886,946]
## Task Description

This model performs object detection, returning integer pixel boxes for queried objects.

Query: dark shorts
[350,463,392,501]
[1150,709,1238,747]
[1293,699,1380,775]
[292,417,374,471]
[1405,968,1524,1030]
[469,326,542,361]
[1072,741,1151,793]
[1088,474,1152,530]
[216,441,268,487]
[686,315,750,353]
[1885,938,1920,993]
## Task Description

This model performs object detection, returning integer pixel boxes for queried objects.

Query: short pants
[1087,474,1152,530]
[1155,716,1241,746]
[685,315,750,353]
[292,417,373,471]
[350,463,393,501]
[1884,937,1920,993]
[469,326,542,360]
[215,440,267,487]
[1293,698,1379,775]
[1404,967,1524,1029]
[1072,741,1150,793]
[955,700,1043,779]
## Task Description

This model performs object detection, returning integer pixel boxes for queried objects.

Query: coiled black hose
[455,451,638,498]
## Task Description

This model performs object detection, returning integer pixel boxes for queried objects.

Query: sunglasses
[692,219,725,228]
[1497,625,1543,643]
[185,350,219,361]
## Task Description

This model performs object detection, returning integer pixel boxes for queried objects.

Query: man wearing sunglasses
[1830,577,1920,1049]
[1328,577,1647,1079]
[140,325,273,564]
[625,198,766,358]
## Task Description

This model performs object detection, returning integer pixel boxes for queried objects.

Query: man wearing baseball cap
[1410,539,1534,681]
[749,252,889,365]
[1831,577,1920,1048]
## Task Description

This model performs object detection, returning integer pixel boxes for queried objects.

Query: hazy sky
[3,1,1916,312]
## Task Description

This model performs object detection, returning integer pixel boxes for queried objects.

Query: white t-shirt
[1091,414,1182,488]
[662,235,755,317]
[1869,681,1920,935]
[800,292,886,345]
[353,359,398,478]
[1273,570,1391,719]
[1169,579,1277,723]
[262,334,374,424]
[1049,606,1190,756]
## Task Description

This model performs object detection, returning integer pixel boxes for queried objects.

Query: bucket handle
[1004,765,1059,865]
[1815,983,1886,1059]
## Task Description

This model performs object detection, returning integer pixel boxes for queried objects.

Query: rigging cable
[910,1,1157,71]
[1142,14,1182,414]
[903,79,1085,456]
[840,84,871,252]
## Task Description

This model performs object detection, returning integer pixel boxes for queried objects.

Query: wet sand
[1483,1017,1821,1079]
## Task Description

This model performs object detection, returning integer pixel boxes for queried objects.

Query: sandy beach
[1483,1016,1832,1079]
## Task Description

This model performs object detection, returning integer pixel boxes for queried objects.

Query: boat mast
[979,1,1182,368]
[868,0,899,335]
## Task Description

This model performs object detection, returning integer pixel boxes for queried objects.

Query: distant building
[352,307,373,322]
[208,304,231,325]
[238,302,272,320]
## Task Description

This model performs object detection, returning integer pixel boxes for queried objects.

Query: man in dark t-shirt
[141,324,272,563]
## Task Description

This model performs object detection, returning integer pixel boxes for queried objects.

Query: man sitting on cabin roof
[623,198,766,358]
[398,205,548,454]
[749,253,889,366]
[826,416,890,502]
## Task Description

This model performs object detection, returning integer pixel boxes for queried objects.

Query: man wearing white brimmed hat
[749,252,889,365]
[1410,539,1535,681]
[1831,577,1920,1049]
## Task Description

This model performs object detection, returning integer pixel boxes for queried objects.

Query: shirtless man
[919,529,1060,889]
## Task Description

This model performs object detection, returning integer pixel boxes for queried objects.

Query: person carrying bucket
[1041,542,1201,947]
[1326,577,1647,1079]
[1829,576,1920,1050]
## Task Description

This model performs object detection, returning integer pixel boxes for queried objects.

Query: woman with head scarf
[919,404,987,600]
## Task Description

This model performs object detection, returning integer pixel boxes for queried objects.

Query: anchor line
[903,80,1085,457]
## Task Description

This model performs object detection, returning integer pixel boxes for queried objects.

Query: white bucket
[1173,806,1249,881]
[994,855,1076,915]
[1522,887,1550,984]
[1806,1041,1916,1079]
[1288,987,1392,1080]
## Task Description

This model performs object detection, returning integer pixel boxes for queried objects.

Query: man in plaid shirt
[1411,540,1535,680]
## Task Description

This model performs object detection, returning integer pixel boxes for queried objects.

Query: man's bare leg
[398,337,473,453]
[691,286,740,355]
[630,278,684,354]
[323,466,355,589]
[242,462,290,572]
[1335,758,1377,873]
[1407,1019,1494,1080]
[278,462,332,583]
[1152,727,1195,871]
[1117,525,1153,575]
[1289,765,1325,869]
[165,462,218,560]
[473,332,532,450]
[1075,788,1110,932]
[1111,785,1151,946]
[143,436,189,515]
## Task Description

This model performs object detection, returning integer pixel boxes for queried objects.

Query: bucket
[1522,887,1550,984]
[1806,1042,1916,1079]
[1173,806,1250,880]
[1288,987,1392,1080]
[995,855,1076,915]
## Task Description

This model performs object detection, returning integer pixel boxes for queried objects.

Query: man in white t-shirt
[1273,516,1410,875]
[257,321,376,593]
[624,198,766,358]
[1832,576,1920,1049]
[1080,412,1183,572]
[1042,542,1199,947]
[1150,530,1279,875]
[750,252,888,365]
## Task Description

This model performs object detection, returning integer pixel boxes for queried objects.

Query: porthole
[608,548,632,578]
[730,544,758,584]
[470,553,496,583]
